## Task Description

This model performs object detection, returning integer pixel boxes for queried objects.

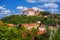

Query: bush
[0,24,60,40]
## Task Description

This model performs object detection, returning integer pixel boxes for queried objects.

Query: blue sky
[0,0,60,18]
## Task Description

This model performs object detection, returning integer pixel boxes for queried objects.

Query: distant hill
[1,11,60,26]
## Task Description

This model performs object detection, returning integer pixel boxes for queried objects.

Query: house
[39,25,46,31]
[37,30,46,35]
[37,24,46,35]
[23,10,28,15]
[22,23,39,30]
[34,10,40,16]
[7,24,15,27]
[27,9,35,16]
[23,8,40,16]
[22,21,41,30]
[23,8,34,16]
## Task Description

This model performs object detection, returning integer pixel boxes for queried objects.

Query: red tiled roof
[23,10,27,13]
[7,24,15,27]
[37,30,46,35]
[22,23,37,28]
[28,9,34,11]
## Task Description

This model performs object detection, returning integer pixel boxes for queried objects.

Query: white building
[23,8,40,16]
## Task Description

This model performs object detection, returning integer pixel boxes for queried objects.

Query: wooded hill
[0,11,60,40]
[1,11,60,26]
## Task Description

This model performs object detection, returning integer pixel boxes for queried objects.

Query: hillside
[1,11,60,26]
[0,11,60,40]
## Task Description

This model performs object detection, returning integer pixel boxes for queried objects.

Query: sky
[0,0,60,18]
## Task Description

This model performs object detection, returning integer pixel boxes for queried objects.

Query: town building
[22,21,41,30]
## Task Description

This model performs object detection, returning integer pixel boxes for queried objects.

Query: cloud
[48,8,59,13]
[16,6,24,9]
[49,9,58,12]
[16,6,28,10]
[26,0,37,3]
[32,7,45,11]
[40,0,60,3]
[0,6,5,10]
[1,9,11,14]
[16,6,45,13]
[0,6,11,14]
[0,6,12,18]
[43,3,58,8]
[39,9,45,11]
[23,7,28,10]
[26,0,60,3]
[32,7,39,11]
[38,3,59,13]
[16,6,45,11]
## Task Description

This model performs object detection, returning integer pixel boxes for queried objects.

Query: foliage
[1,14,60,26]
[0,24,60,40]
[0,11,60,40]
[40,11,51,15]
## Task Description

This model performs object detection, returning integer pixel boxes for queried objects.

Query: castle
[23,8,40,16]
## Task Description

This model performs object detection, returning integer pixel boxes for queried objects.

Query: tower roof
[28,8,34,11]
